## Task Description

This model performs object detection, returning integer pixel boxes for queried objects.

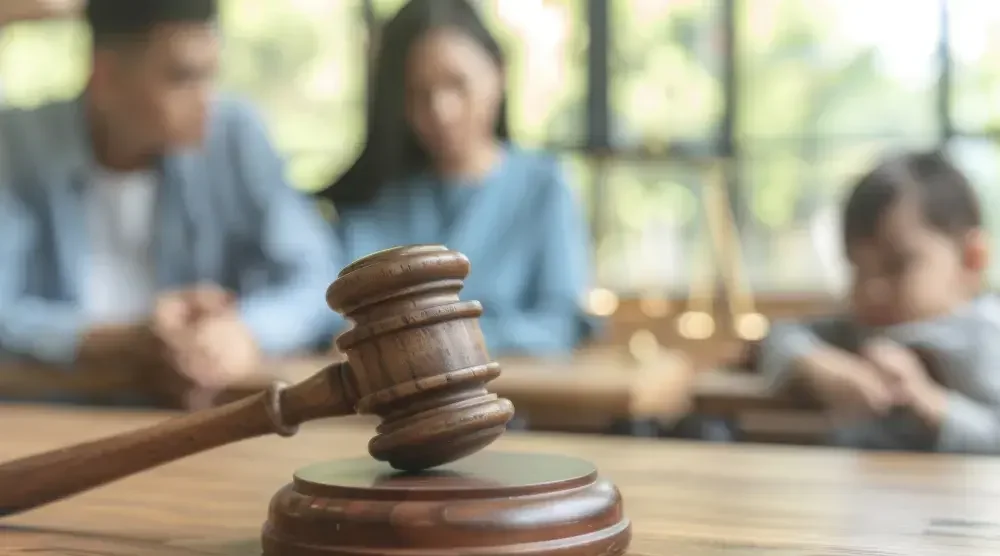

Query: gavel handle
[0,361,356,517]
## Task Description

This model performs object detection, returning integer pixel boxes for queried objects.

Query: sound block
[262,451,631,556]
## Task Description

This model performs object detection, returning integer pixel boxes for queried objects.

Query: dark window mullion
[937,0,954,144]
[586,0,612,253]
[720,0,739,223]
[717,0,740,320]
[586,0,611,152]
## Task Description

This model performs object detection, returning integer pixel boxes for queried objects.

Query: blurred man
[0,0,338,404]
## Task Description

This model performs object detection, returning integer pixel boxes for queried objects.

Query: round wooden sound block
[262,451,631,556]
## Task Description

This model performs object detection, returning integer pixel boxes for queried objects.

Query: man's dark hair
[85,0,218,48]
[842,149,982,246]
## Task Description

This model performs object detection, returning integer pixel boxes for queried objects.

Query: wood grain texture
[0,350,695,432]
[241,348,695,431]
[0,366,354,517]
[693,371,805,414]
[692,370,829,444]
[4,405,1000,555]
[0,245,523,517]
[324,245,514,470]
[263,452,630,555]
[0,291,838,405]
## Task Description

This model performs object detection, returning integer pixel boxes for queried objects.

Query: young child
[758,150,1000,453]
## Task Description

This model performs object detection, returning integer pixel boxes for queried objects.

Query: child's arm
[930,392,1000,453]
[872,309,1000,454]
[917,344,1000,454]
[866,350,1000,454]
[758,316,894,417]
[758,315,859,389]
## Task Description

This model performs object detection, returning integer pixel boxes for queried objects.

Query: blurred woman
[318,0,596,357]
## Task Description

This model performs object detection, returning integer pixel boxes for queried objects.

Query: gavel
[0,245,515,517]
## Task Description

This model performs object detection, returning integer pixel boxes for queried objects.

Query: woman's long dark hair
[317,0,511,208]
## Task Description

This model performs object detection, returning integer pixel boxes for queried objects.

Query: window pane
[947,138,1000,285]
[0,20,88,106]
[737,0,940,139]
[373,0,493,19]
[484,0,586,145]
[371,0,407,19]
[597,160,709,293]
[949,0,1000,132]
[555,151,598,287]
[219,0,367,191]
[611,0,723,146]
[739,137,937,293]
[556,152,595,221]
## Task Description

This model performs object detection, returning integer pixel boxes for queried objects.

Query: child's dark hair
[842,150,982,245]
[85,0,218,49]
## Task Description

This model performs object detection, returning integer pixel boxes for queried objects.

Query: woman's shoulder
[500,144,565,174]
[494,146,585,222]
[498,145,572,195]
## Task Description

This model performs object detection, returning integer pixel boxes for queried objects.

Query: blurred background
[4,0,999,362]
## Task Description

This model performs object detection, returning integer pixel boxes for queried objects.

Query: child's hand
[798,348,895,420]
[862,339,948,427]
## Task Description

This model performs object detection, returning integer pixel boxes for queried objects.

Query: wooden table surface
[247,350,695,429]
[3,405,1000,555]
[0,349,696,432]
[691,370,832,445]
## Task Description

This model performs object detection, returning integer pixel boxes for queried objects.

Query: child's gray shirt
[758,295,1000,453]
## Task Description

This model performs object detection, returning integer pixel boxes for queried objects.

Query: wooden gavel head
[326,245,515,472]
[0,245,519,518]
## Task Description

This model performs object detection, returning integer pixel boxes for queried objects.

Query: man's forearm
[239,287,339,356]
